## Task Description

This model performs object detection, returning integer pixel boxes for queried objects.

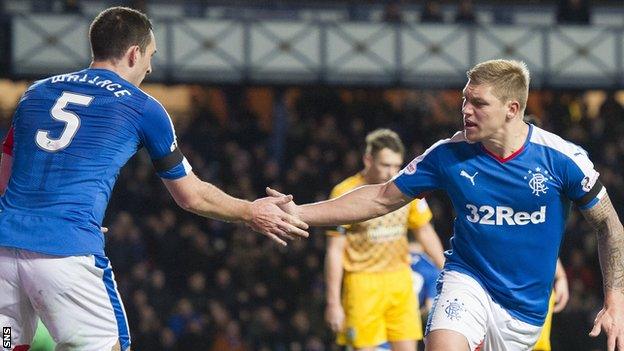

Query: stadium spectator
[557,0,591,24]
[454,0,477,24]
[420,1,444,23]
[62,0,81,14]
[383,2,404,23]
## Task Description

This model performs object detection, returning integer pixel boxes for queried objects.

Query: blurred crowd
[15,0,593,25]
[16,86,609,350]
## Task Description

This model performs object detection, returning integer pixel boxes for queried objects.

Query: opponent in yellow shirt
[324,129,445,351]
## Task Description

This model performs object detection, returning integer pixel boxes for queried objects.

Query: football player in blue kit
[0,7,308,351]
[268,59,624,351]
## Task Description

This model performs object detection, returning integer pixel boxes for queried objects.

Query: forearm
[415,223,446,269]
[300,182,408,227]
[325,250,344,306]
[186,181,252,223]
[584,194,624,303]
[555,259,566,280]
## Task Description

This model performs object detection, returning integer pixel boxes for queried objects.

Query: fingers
[589,321,602,337]
[277,221,307,238]
[101,226,109,233]
[280,220,310,238]
[273,227,296,241]
[266,186,286,197]
[273,194,294,204]
[553,295,565,313]
[328,322,341,333]
[265,232,287,246]
[608,333,615,351]
[282,214,309,231]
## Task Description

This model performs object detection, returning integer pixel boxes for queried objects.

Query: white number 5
[36,92,93,152]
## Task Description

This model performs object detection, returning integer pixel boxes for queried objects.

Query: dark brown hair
[89,7,153,61]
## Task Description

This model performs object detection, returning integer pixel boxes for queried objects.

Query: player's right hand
[266,187,300,217]
[247,194,309,246]
[325,303,345,333]
[553,275,569,313]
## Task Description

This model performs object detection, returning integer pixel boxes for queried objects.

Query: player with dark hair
[0,7,308,351]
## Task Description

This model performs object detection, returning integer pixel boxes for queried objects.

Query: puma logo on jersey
[460,170,478,185]
[466,204,546,225]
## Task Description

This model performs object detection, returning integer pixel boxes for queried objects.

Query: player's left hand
[553,276,569,313]
[589,302,624,351]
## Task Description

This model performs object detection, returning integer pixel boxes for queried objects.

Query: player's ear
[506,100,520,120]
[127,45,141,68]
[363,153,372,168]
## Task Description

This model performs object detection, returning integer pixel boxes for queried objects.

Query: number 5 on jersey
[36,91,93,152]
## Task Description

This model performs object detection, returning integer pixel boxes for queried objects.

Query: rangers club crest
[524,167,553,196]
[444,298,465,321]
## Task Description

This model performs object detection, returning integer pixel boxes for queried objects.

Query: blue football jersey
[0,68,191,256]
[394,124,603,326]
[411,252,441,307]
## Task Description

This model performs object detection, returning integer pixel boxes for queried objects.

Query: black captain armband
[575,179,604,208]
[153,147,184,172]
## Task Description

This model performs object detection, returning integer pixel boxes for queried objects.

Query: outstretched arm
[582,193,624,351]
[274,180,412,227]
[163,172,308,246]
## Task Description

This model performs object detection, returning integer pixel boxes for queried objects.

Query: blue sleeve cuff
[157,158,192,180]
[393,175,416,199]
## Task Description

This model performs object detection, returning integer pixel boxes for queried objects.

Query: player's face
[134,31,156,85]
[365,148,403,183]
[461,81,509,142]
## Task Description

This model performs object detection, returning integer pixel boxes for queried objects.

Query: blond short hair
[466,59,530,112]
[365,129,405,157]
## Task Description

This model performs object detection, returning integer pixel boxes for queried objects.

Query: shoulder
[423,131,469,157]
[330,174,364,198]
[530,126,586,159]
[529,126,594,170]
[404,131,468,171]
[142,93,172,120]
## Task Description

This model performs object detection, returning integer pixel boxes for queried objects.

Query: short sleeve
[407,198,433,229]
[394,142,443,198]
[140,98,192,179]
[326,181,355,235]
[2,126,14,156]
[560,147,604,210]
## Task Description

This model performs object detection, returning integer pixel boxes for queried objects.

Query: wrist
[604,289,624,305]
[241,200,254,224]
[326,299,341,307]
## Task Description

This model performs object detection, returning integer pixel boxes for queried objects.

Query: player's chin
[463,127,480,141]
